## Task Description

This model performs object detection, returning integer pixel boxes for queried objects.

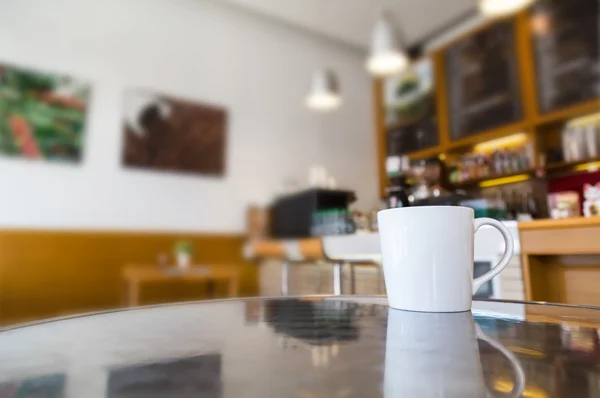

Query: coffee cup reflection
[384,309,525,397]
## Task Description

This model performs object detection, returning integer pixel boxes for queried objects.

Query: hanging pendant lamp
[305,69,342,112]
[367,13,408,77]
[479,0,535,17]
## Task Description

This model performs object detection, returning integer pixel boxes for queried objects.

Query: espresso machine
[385,156,470,208]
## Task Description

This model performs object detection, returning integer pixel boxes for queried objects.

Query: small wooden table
[122,265,239,307]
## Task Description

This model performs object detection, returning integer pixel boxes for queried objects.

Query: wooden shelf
[451,168,536,188]
[446,121,530,152]
[371,8,600,196]
[406,146,443,160]
[533,99,600,128]
[544,157,600,173]
[401,121,531,160]
[451,156,600,188]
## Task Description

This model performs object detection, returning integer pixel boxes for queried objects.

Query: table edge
[3,296,600,333]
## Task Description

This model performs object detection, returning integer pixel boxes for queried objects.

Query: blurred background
[0,0,599,326]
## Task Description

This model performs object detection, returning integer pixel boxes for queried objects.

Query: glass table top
[2,297,600,397]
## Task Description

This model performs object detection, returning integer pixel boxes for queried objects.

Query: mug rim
[378,205,474,217]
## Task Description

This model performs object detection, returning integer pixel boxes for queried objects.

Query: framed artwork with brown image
[122,90,227,176]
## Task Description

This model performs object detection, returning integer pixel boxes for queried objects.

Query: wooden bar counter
[519,217,600,306]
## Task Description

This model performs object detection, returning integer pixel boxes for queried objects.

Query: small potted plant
[174,240,194,270]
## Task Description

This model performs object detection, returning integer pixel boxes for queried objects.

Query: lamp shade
[479,0,535,17]
[367,15,408,77]
[306,69,341,111]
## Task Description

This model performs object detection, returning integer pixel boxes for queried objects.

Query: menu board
[384,57,438,156]
[531,0,600,113]
[445,20,523,140]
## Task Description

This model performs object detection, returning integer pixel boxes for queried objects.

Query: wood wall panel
[0,229,257,325]
[560,267,600,306]
[373,79,387,198]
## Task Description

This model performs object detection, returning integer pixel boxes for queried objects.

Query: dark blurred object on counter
[311,208,355,237]
[271,189,356,238]
[385,174,411,209]
[423,157,452,192]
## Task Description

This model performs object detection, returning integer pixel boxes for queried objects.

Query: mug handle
[472,218,514,295]
[475,324,526,398]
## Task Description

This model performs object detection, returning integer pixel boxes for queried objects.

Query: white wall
[0,0,378,232]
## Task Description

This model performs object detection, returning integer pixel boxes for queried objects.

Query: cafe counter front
[519,216,600,307]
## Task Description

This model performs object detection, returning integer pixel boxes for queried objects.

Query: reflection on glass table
[0,374,65,398]
[107,354,222,398]
[2,297,600,397]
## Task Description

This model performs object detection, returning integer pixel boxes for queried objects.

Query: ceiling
[219,0,480,51]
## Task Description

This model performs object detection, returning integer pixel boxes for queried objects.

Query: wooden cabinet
[519,217,600,306]
[373,4,600,197]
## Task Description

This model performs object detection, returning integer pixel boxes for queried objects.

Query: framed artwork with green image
[0,62,90,163]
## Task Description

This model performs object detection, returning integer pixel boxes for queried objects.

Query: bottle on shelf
[449,142,535,184]
[561,113,600,163]
[506,190,519,221]
[525,191,539,219]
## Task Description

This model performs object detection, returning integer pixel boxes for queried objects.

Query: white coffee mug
[384,309,525,397]
[377,206,514,312]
